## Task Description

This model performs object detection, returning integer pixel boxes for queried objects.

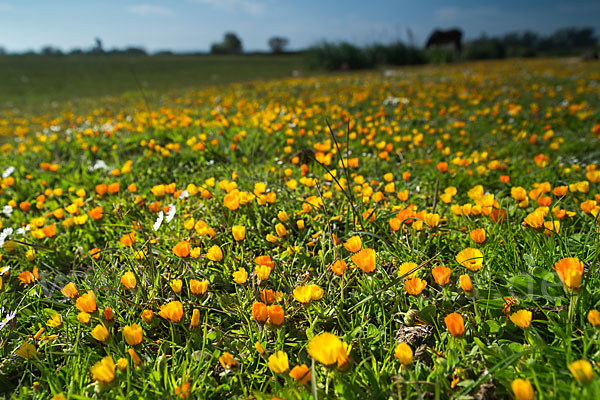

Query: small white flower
[2,205,13,217]
[0,309,17,332]
[153,211,164,231]
[91,160,109,171]
[178,190,189,200]
[2,166,15,178]
[165,204,176,223]
[16,225,30,235]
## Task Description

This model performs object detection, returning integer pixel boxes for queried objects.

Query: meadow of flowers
[1,58,600,399]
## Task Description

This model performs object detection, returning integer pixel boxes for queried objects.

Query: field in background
[0,54,305,109]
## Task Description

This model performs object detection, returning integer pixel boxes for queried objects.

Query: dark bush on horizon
[307,41,426,71]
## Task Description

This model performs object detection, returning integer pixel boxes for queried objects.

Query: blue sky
[0,0,598,52]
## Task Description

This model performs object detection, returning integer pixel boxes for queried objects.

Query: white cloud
[127,4,174,17]
[193,0,266,17]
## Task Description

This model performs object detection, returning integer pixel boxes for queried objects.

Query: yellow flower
[91,356,116,384]
[255,264,272,281]
[455,248,484,272]
[268,351,289,373]
[15,342,37,359]
[117,358,128,371]
[232,225,246,241]
[293,284,324,303]
[510,310,532,329]
[121,272,136,289]
[232,268,248,284]
[511,379,534,400]
[159,301,184,322]
[307,332,347,366]
[553,257,583,291]
[91,324,110,342]
[122,323,143,346]
[206,245,223,262]
[394,342,413,366]
[219,352,237,369]
[255,342,266,355]
[190,309,200,327]
[77,312,90,324]
[275,223,287,237]
[170,279,183,293]
[569,360,594,383]
[46,313,62,328]
[397,262,418,279]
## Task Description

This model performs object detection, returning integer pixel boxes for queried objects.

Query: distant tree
[223,32,243,53]
[41,45,64,56]
[69,48,84,55]
[211,32,243,54]
[0,46,6,55]
[268,36,289,53]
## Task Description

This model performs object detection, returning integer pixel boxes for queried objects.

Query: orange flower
[95,184,108,196]
[17,267,39,285]
[469,228,486,244]
[444,313,465,337]
[61,282,78,298]
[268,305,285,326]
[432,266,452,286]
[190,279,208,295]
[120,232,136,247]
[108,182,120,194]
[351,248,376,273]
[75,291,97,313]
[89,248,101,259]
[289,364,311,385]
[343,236,362,253]
[252,301,268,322]
[158,301,184,322]
[404,277,427,295]
[459,274,474,293]
[331,259,347,276]
[88,206,103,220]
[41,224,57,238]
[436,161,448,173]
[255,255,275,268]
[172,241,191,258]
[553,257,583,291]
[141,309,154,323]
